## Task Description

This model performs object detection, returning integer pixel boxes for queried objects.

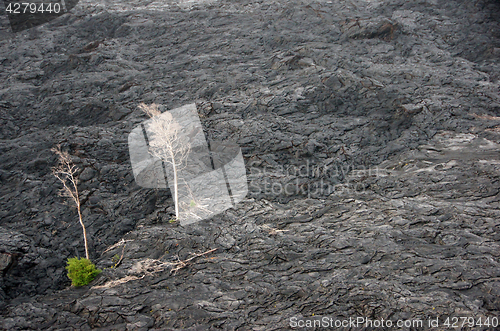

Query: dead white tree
[52,145,89,260]
[139,103,191,220]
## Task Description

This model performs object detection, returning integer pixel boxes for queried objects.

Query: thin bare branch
[114,244,126,269]
[102,238,133,255]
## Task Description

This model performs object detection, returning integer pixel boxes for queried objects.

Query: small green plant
[110,254,121,269]
[112,254,120,264]
[169,218,177,223]
[189,200,196,208]
[66,257,101,287]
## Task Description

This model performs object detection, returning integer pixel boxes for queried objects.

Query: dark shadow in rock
[48,100,112,127]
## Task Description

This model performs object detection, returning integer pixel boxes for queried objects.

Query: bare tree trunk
[76,199,89,260]
[172,160,179,219]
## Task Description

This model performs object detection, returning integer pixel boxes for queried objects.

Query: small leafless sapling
[139,103,191,221]
[52,145,89,260]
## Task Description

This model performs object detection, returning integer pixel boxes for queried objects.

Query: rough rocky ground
[0,0,499,329]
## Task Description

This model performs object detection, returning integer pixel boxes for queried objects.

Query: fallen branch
[93,275,145,289]
[167,248,218,274]
[114,244,126,269]
[129,248,218,276]
[261,224,290,235]
[102,238,133,255]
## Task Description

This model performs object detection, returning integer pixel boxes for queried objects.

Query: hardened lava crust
[0,0,499,329]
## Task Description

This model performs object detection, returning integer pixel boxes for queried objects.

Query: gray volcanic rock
[0,0,499,329]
